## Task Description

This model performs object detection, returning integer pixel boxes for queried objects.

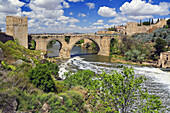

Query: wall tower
[6,16,28,48]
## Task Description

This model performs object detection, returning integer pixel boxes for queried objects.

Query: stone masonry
[124,19,167,36]
[158,51,170,68]
[6,16,28,48]
[31,35,113,58]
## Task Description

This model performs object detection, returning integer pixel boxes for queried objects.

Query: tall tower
[6,16,28,48]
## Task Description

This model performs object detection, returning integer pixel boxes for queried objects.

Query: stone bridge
[31,34,116,58]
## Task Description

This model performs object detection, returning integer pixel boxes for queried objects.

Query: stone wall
[6,16,28,48]
[97,31,116,34]
[0,32,14,43]
[125,19,167,36]
[158,51,170,68]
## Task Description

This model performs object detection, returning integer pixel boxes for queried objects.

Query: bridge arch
[68,36,101,56]
[46,38,63,57]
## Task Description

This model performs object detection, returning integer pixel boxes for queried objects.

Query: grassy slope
[0,41,88,112]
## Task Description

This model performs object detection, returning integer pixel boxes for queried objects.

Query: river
[47,42,170,112]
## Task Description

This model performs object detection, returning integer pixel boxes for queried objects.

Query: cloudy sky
[0,0,169,33]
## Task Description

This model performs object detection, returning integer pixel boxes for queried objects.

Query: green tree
[64,67,164,112]
[151,18,154,24]
[110,38,119,54]
[125,49,145,63]
[27,62,59,92]
[108,26,117,31]
[154,38,167,55]
[63,70,98,89]
[143,21,150,25]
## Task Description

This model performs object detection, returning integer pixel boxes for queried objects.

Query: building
[158,51,170,68]
[6,16,28,48]
[116,26,126,33]
[124,19,167,36]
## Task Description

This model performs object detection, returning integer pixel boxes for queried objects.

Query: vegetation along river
[47,41,170,112]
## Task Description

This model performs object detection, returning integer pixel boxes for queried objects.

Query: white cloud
[128,15,153,20]
[83,19,87,22]
[0,0,24,27]
[0,0,24,14]
[108,16,127,23]
[93,19,104,25]
[86,2,95,9]
[78,13,86,17]
[70,12,73,15]
[98,6,117,17]
[68,0,84,2]
[63,1,70,8]
[58,16,69,21]
[33,0,64,10]
[68,18,80,23]
[120,0,170,16]
[149,0,153,3]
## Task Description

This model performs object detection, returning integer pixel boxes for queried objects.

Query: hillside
[0,41,89,113]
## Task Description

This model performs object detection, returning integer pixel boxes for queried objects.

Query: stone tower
[6,16,28,48]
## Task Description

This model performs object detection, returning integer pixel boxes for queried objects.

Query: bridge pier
[32,35,114,59]
[34,38,47,51]
[98,36,110,56]
[59,49,71,59]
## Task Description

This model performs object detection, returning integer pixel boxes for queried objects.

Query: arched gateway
[32,34,114,58]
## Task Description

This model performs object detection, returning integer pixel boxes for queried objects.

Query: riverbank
[111,55,157,67]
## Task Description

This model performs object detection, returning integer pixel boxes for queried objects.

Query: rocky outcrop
[0,48,4,61]
[0,94,18,113]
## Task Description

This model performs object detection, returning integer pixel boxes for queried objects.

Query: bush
[63,70,98,89]
[154,38,167,55]
[27,62,58,93]
[125,49,146,63]
[64,67,164,112]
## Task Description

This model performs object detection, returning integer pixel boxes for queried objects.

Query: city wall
[125,19,167,36]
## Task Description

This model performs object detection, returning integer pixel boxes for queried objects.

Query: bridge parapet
[30,34,116,58]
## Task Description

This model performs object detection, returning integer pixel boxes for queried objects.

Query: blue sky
[0,0,169,33]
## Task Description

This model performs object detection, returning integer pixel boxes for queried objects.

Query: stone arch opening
[28,35,36,50]
[70,38,100,57]
[46,39,62,57]
[110,37,118,55]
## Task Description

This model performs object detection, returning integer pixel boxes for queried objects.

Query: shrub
[27,63,57,93]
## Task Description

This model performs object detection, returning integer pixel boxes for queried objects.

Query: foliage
[91,42,98,51]
[143,21,150,25]
[154,38,167,55]
[125,49,146,63]
[110,38,120,54]
[65,36,70,43]
[0,88,87,113]
[29,40,36,50]
[76,39,84,44]
[27,62,59,93]
[85,43,90,48]
[64,67,164,112]
[1,60,16,70]
[0,40,42,63]
[63,70,98,89]
[108,26,117,31]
